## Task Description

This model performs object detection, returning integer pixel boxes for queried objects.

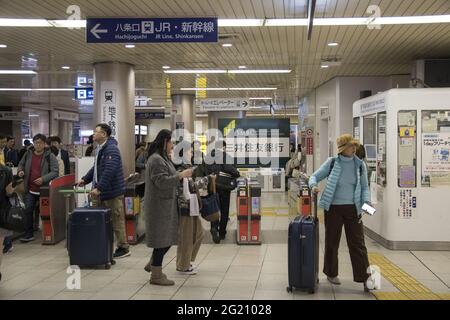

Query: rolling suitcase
[67,207,115,269]
[287,190,319,294]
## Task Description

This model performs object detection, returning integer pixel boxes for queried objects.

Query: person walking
[143,129,192,286]
[308,134,372,292]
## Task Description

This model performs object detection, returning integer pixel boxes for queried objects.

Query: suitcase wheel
[309,288,315,294]
[286,286,293,293]
[111,259,116,265]
[105,263,111,270]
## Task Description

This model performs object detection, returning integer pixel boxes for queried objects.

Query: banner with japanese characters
[101,81,118,137]
[421,133,450,186]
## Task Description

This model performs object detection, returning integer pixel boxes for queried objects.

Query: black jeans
[210,190,231,237]
[24,193,40,238]
[151,246,171,267]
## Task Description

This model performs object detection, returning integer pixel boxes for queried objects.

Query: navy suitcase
[287,191,319,294]
[67,208,115,269]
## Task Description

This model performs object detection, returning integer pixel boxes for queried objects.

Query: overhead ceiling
[0,0,449,111]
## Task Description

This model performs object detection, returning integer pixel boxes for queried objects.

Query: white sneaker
[190,263,198,270]
[177,267,198,275]
[327,276,341,285]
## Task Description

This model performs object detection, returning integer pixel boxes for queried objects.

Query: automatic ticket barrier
[236,178,262,245]
[40,175,76,245]
[124,173,145,244]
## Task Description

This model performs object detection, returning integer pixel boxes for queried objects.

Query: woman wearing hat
[308,134,371,292]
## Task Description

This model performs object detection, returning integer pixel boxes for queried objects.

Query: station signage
[75,87,94,100]
[199,98,250,112]
[87,18,218,43]
[135,112,165,119]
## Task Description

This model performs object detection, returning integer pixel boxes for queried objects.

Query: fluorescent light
[218,19,264,27]
[180,88,228,91]
[165,70,227,74]
[125,44,135,48]
[249,106,263,109]
[313,16,450,26]
[0,18,51,27]
[328,42,339,46]
[0,44,7,48]
[228,69,291,74]
[162,66,171,69]
[0,88,74,91]
[238,66,247,69]
[229,88,277,91]
[47,20,86,28]
[249,97,272,100]
[61,66,70,70]
[321,65,329,69]
[264,19,308,26]
[222,43,233,47]
[0,70,36,74]
[314,18,369,26]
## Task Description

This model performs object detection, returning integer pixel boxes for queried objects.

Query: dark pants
[151,246,171,267]
[324,205,370,283]
[24,193,40,238]
[210,190,231,237]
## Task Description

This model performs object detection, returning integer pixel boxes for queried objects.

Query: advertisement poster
[421,133,450,186]
[399,166,416,187]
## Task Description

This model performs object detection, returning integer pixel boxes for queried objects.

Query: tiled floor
[1,192,449,300]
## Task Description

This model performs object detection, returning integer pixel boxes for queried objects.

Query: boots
[150,266,174,286]
[144,256,153,273]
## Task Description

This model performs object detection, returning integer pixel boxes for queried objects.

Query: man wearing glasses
[17,134,59,242]
[76,124,130,259]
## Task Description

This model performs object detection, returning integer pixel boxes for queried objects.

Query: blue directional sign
[86,18,218,43]
[75,87,94,100]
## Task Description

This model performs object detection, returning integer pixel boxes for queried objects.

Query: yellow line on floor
[368,253,444,300]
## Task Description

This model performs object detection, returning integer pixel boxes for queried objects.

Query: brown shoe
[150,266,174,286]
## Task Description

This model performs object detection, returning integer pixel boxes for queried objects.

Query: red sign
[306,137,313,155]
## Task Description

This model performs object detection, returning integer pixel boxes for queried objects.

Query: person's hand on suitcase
[76,179,86,187]
[312,186,319,194]
[90,188,101,197]
[17,170,24,178]
[34,177,43,186]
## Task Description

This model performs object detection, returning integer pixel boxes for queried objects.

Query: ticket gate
[236,178,262,245]
[40,175,75,245]
[124,173,146,245]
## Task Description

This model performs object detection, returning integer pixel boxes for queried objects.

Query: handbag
[215,172,237,191]
[199,175,221,222]
[3,194,26,233]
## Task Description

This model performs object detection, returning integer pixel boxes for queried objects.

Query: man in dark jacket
[77,123,130,259]
[48,136,70,175]
[17,134,59,242]
[204,140,240,243]
[5,137,19,167]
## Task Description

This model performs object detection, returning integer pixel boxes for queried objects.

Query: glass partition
[421,110,450,187]
[398,111,417,188]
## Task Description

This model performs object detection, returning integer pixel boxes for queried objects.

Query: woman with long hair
[143,129,192,286]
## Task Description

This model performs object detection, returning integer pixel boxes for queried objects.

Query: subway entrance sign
[86,18,218,43]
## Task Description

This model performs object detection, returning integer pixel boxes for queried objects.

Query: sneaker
[3,243,13,254]
[190,263,198,270]
[327,276,341,285]
[219,233,226,240]
[113,247,131,259]
[20,235,35,243]
[363,282,372,292]
[176,267,197,275]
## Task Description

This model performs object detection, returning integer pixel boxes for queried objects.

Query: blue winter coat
[82,137,125,201]
[308,156,370,215]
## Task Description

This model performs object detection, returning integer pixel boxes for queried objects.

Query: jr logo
[366,265,381,290]
[66,265,81,290]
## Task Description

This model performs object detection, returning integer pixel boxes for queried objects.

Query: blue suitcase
[287,192,319,294]
[67,208,115,269]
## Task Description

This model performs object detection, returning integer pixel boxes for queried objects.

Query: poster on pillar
[101,82,118,137]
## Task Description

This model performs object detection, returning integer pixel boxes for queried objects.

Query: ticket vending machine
[236,178,262,245]
[353,88,450,250]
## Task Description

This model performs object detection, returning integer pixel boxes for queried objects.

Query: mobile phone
[362,203,376,215]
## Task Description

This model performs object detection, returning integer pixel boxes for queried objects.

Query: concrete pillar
[93,62,135,177]
[59,121,73,145]
[171,94,195,133]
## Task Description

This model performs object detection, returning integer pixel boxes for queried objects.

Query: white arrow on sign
[242,100,249,108]
[90,23,108,39]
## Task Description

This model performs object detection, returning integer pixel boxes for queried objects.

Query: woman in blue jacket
[309,134,371,292]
